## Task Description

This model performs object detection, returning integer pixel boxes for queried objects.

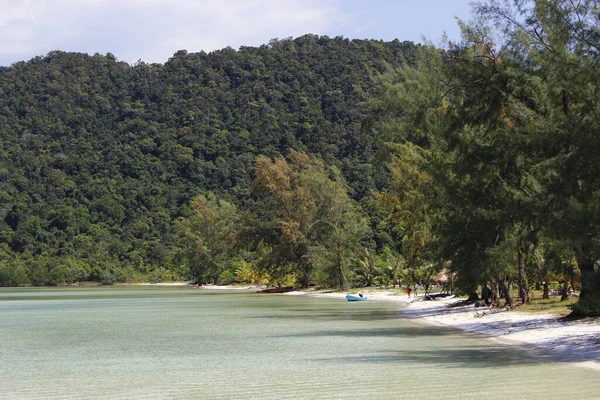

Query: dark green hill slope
[0,35,415,285]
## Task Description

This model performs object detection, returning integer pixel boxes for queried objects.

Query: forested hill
[0,35,415,285]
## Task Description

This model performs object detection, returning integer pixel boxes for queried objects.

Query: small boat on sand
[346,294,367,301]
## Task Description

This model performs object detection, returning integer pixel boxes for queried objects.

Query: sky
[0,0,473,66]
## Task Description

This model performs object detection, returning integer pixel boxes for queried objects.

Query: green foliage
[241,150,369,290]
[175,193,238,283]
[370,0,600,307]
[0,36,413,286]
[238,149,368,288]
[149,267,174,283]
[234,260,268,285]
[217,269,237,285]
[0,259,30,286]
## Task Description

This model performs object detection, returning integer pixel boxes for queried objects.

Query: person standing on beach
[414,283,419,297]
[406,285,412,297]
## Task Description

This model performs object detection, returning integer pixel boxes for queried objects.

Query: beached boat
[258,286,295,294]
[345,294,367,301]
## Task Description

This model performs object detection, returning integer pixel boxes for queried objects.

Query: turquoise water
[0,286,598,399]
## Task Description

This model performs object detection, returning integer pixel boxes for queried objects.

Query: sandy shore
[284,289,600,371]
[132,282,193,286]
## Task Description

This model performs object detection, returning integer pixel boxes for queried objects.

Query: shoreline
[4,283,598,370]
[284,289,600,371]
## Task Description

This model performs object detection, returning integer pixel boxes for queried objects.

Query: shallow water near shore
[1,286,598,399]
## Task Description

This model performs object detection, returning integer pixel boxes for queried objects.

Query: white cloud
[0,0,353,65]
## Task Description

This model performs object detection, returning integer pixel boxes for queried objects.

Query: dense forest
[0,35,413,286]
[2,0,600,315]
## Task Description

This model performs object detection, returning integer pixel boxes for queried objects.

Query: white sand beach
[285,289,600,371]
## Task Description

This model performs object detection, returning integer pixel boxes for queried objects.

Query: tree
[247,150,319,287]
[371,4,581,304]
[305,166,370,291]
[245,150,368,290]
[175,193,238,283]
[474,0,600,312]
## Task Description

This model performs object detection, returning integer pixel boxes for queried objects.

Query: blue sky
[336,1,472,43]
[0,0,473,66]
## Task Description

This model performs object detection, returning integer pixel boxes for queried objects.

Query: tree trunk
[517,248,529,304]
[560,280,569,301]
[466,292,479,302]
[543,280,549,300]
[500,279,513,307]
[491,279,499,306]
[336,237,346,292]
[577,250,594,301]
[481,283,491,305]
[299,261,310,289]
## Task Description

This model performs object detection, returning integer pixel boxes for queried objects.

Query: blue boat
[346,294,367,301]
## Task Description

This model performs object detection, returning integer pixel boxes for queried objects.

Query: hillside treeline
[0,35,413,286]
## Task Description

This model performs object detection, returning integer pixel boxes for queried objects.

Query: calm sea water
[0,286,598,399]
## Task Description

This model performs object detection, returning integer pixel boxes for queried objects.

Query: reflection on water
[0,287,598,399]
